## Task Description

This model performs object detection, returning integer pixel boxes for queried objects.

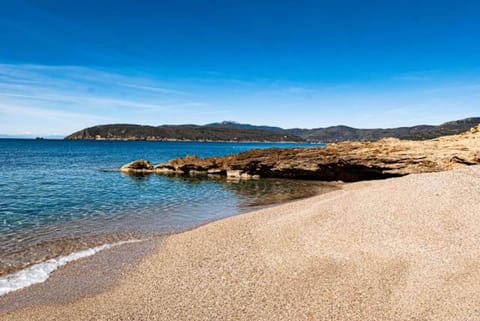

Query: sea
[0,139,332,295]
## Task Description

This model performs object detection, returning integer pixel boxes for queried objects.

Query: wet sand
[2,166,480,320]
[0,239,161,312]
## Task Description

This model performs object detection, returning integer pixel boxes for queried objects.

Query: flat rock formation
[121,125,480,182]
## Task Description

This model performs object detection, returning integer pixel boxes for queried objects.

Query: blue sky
[1,0,479,136]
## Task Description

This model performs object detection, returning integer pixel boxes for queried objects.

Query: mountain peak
[220,121,239,125]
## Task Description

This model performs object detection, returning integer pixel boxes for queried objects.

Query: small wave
[0,239,140,297]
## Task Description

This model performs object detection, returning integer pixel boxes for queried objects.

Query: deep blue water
[0,139,326,273]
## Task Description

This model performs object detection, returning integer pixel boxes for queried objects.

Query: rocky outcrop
[120,126,480,182]
[120,159,153,172]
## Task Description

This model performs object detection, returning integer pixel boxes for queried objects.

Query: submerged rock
[119,126,480,182]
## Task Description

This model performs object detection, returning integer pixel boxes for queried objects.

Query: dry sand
[2,166,480,321]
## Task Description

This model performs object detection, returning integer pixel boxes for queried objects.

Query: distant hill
[65,124,304,142]
[66,117,480,143]
[205,121,285,133]
[205,118,480,142]
[290,117,480,142]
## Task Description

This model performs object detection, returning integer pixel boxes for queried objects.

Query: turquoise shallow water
[0,139,330,274]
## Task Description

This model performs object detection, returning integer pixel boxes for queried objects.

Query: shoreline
[0,179,340,305]
[0,238,161,312]
[0,239,145,297]
[2,166,480,320]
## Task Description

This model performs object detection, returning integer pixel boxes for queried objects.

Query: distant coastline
[0,136,64,140]
[65,117,480,143]
[66,137,314,144]
[0,137,316,144]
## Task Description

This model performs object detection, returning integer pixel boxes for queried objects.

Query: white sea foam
[0,240,140,296]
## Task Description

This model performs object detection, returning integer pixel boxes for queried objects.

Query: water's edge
[0,139,320,278]
[0,238,161,313]
[0,182,341,305]
[0,240,143,297]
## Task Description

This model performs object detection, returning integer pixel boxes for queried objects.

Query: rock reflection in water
[122,171,341,209]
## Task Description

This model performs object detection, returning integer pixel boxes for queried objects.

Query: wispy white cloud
[0,64,210,135]
[0,63,193,98]
[392,70,442,82]
[0,103,107,121]
[1,64,479,135]
[121,83,190,96]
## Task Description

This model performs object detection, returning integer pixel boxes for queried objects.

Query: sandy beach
[2,166,480,320]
